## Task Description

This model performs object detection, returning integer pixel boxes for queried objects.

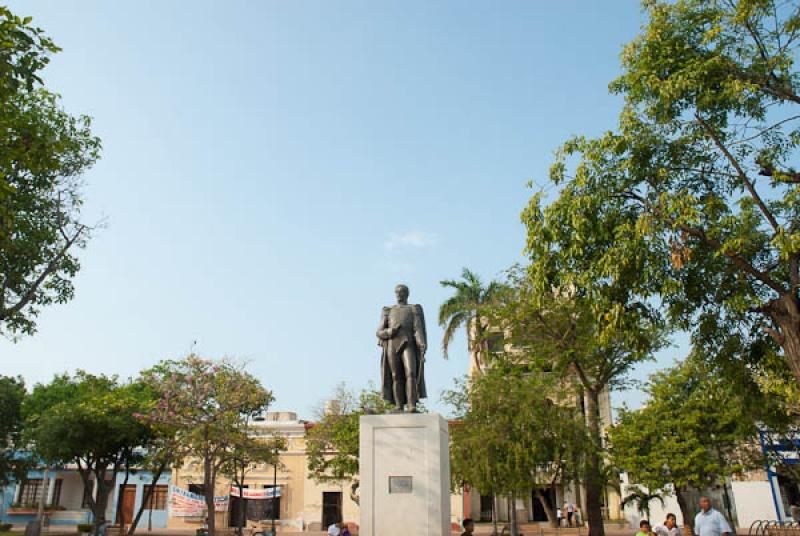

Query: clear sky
[1,1,685,417]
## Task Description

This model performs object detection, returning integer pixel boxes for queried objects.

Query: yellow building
[168,412,359,532]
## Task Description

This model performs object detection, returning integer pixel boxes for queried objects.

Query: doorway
[116,485,136,525]
[531,488,555,522]
[322,492,342,528]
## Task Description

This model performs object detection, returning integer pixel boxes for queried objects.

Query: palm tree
[438,268,506,375]
[621,485,665,523]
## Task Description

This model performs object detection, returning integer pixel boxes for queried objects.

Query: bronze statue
[376,284,427,413]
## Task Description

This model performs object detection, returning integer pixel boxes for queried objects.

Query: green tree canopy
[447,359,588,533]
[530,0,800,390]
[305,383,394,505]
[0,7,101,337]
[609,353,783,526]
[23,372,152,535]
[0,375,27,487]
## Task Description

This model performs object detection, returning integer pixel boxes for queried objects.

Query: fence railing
[748,520,800,536]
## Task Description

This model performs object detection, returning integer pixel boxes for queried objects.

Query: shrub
[77,523,93,533]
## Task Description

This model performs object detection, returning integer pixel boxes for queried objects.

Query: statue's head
[395,284,409,304]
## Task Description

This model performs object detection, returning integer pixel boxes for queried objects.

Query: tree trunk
[675,487,692,532]
[769,294,800,385]
[535,488,557,527]
[204,453,216,536]
[509,492,519,536]
[584,389,606,536]
[490,494,497,535]
[116,466,131,535]
[128,464,165,536]
[93,472,111,536]
[237,481,246,536]
[36,467,50,522]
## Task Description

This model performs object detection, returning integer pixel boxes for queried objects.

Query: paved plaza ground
[0,527,751,536]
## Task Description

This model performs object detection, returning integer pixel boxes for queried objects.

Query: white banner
[229,486,281,499]
[169,485,229,517]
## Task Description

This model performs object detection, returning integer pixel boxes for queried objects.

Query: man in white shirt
[654,513,681,536]
[694,497,732,536]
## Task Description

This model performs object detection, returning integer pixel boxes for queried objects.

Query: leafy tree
[23,373,151,536]
[492,271,665,536]
[439,268,507,375]
[0,7,101,337]
[219,424,284,536]
[0,376,28,487]
[138,356,273,536]
[447,359,588,534]
[609,354,779,527]
[537,0,800,391]
[620,485,664,523]
[305,383,394,504]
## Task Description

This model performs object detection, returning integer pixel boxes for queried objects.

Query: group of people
[636,497,734,536]
[556,501,581,528]
[458,495,733,536]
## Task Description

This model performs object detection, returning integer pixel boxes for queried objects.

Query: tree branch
[1,224,85,319]
[620,190,787,295]
[695,113,782,234]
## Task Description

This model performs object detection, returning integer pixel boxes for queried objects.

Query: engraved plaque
[388,476,413,494]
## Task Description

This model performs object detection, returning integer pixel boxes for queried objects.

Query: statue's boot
[406,376,417,413]
[392,380,405,413]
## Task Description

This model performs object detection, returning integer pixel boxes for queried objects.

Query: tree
[219,424,284,536]
[446,359,588,534]
[24,373,152,536]
[0,7,101,337]
[439,268,507,374]
[0,376,27,487]
[305,383,394,504]
[537,0,800,391]
[620,486,664,523]
[493,269,665,536]
[609,354,779,527]
[139,355,273,536]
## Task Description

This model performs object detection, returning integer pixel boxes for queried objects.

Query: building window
[263,486,281,520]
[19,479,42,505]
[144,485,168,510]
[188,484,205,496]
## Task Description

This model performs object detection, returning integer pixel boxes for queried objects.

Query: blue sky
[2,1,686,416]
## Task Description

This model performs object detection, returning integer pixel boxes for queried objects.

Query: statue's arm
[413,304,427,351]
[376,307,392,340]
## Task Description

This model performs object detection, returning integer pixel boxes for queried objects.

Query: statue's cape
[379,339,427,405]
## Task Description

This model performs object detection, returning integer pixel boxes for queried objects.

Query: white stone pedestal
[359,413,451,536]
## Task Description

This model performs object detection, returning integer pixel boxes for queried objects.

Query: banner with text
[169,486,229,517]
[229,486,281,499]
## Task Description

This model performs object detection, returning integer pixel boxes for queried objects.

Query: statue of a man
[376,284,427,413]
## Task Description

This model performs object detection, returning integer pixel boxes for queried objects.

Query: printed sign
[169,486,229,517]
[229,487,281,499]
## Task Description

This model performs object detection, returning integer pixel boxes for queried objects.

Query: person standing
[637,520,655,536]
[654,513,681,536]
[694,497,733,536]
[556,507,563,528]
[565,501,574,527]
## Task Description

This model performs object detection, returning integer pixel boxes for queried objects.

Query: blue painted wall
[1,469,171,529]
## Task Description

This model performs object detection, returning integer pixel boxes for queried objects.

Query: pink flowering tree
[137,355,273,536]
